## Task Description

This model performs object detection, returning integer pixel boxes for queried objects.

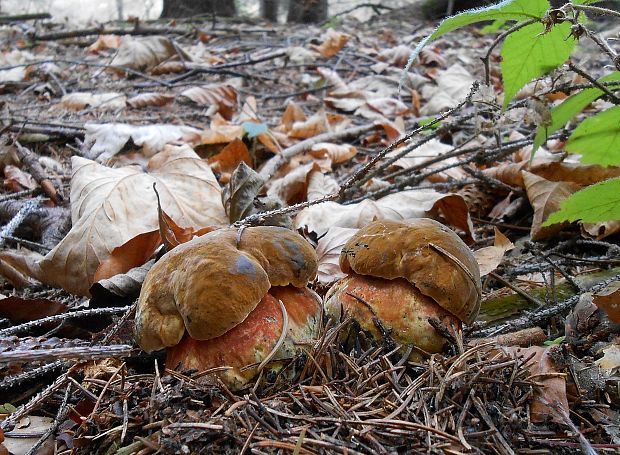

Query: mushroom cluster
[325,219,481,358]
[135,226,321,390]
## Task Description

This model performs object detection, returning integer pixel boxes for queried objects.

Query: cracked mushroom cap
[135,226,318,353]
[339,219,481,324]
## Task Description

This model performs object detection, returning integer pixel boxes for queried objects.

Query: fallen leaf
[378,44,413,67]
[86,34,122,54]
[307,171,339,201]
[315,227,358,284]
[596,343,620,372]
[281,101,307,131]
[387,139,464,181]
[285,46,319,65]
[126,92,175,108]
[311,29,349,58]
[504,346,570,424]
[421,64,476,116]
[267,162,320,205]
[531,161,620,186]
[28,144,226,296]
[84,123,202,161]
[3,165,37,191]
[208,138,252,174]
[288,111,329,139]
[474,228,514,276]
[59,92,126,111]
[581,220,620,240]
[201,115,245,145]
[90,259,155,307]
[523,171,580,241]
[295,189,473,240]
[179,84,238,119]
[592,281,620,323]
[309,142,357,164]
[110,35,184,72]
[222,161,265,223]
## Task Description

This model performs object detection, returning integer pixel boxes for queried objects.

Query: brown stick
[14,141,60,204]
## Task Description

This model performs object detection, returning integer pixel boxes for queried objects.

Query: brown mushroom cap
[325,274,460,357]
[339,219,481,324]
[166,285,321,390]
[135,226,318,353]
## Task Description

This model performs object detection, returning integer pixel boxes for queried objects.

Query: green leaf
[533,71,620,153]
[565,106,620,166]
[501,21,575,108]
[544,335,565,346]
[544,177,620,224]
[402,0,549,81]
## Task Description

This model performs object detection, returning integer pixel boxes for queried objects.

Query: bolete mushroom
[135,226,321,389]
[325,219,481,358]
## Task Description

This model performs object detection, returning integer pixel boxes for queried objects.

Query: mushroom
[135,226,321,389]
[325,219,481,358]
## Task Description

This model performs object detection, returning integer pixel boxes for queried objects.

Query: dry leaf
[86,34,122,54]
[295,189,473,240]
[24,145,226,296]
[474,228,514,276]
[179,84,238,120]
[596,343,620,372]
[208,138,252,174]
[504,346,570,423]
[126,93,175,108]
[281,101,307,131]
[530,161,620,186]
[222,162,265,224]
[201,115,245,145]
[592,281,620,323]
[267,162,320,205]
[387,139,464,181]
[84,123,202,161]
[312,29,349,58]
[111,36,184,72]
[378,44,413,67]
[3,165,37,191]
[483,161,529,188]
[286,46,319,65]
[421,64,476,116]
[288,111,329,139]
[316,67,348,91]
[59,92,126,111]
[316,227,358,284]
[307,171,339,201]
[581,220,620,240]
[523,171,580,241]
[309,142,357,164]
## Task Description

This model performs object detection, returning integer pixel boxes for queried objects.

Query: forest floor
[0,4,619,454]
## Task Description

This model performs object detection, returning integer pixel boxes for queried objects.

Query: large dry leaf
[311,29,349,58]
[84,123,202,162]
[110,36,183,72]
[86,34,123,54]
[179,84,238,119]
[307,171,339,201]
[474,228,514,276]
[309,142,357,165]
[30,144,226,296]
[59,92,126,111]
[295,190,473,240]
[523,171,580,241]
[315,227,358,284]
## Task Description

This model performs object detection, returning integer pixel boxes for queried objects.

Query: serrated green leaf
[545,177,620,224]
[501,21,575,108]
[533,72,620,153]
[565,106,620,166]
[402,0,549,85]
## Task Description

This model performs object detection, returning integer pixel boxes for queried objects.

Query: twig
[0,13,51,23]
[0,344,134,364]
[0,305,132,337]
[23,383,72,455]
[567,62,620,103]
[14,141,61,204]
[473,273,620,337]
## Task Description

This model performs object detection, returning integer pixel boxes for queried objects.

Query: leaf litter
[0,4,619,454]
